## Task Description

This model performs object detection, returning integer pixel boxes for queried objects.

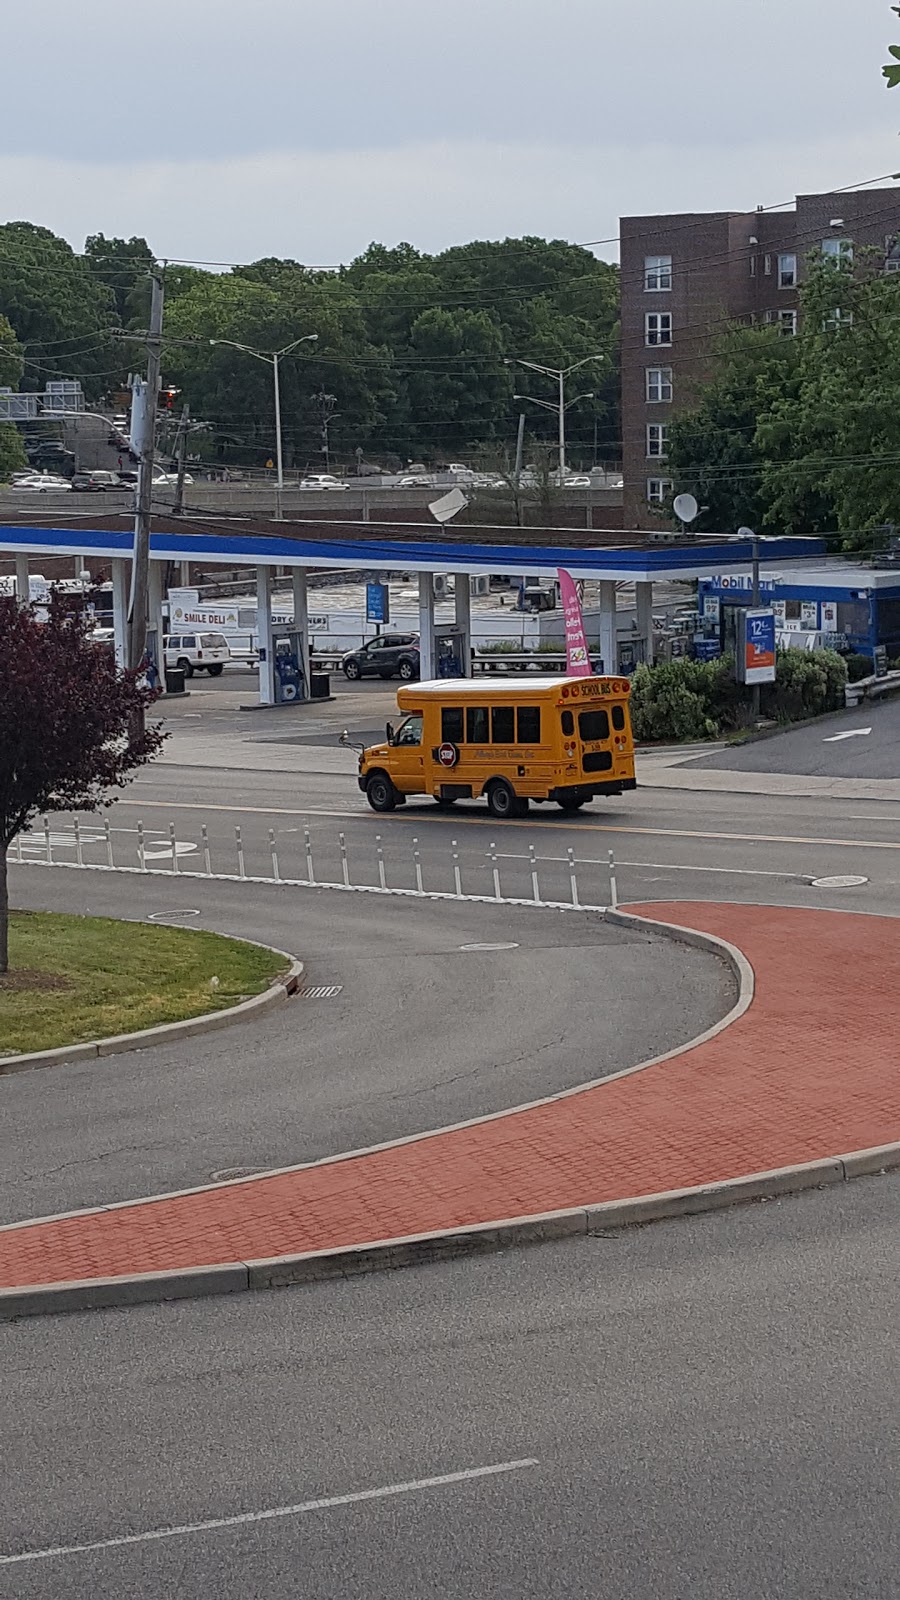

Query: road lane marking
[823,727,871,741]
[0,1459,540,1566]
[114,798,900,852]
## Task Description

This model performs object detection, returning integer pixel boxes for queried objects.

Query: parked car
[564,474,591,488]
[299,474,348,491]
[9,473,72,492]
[341,633,420,681]
[152,472,193,485]
[399,474,435,487]
[71,470,123,492]
[163,632,230,676]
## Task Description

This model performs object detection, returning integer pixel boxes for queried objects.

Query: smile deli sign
[172,605,240,628]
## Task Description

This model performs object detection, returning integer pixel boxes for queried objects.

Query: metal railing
[11,816,619,912]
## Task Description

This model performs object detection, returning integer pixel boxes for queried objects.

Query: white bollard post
[169,821,179,874]
[304,823,315,886]
[339,832,350,888]
[104,818,114,869]
[413,836,424,895]
[73,817,83,868]
[490,840,501,900]
[567,846,580,908]
[269,828,280,882]
[137,821,146,872]
[452,838,462,899]
[608,848,618,911]
[376,834,387,891]
[201,824,212,877]
[235,825,245,879]
[529,842,540,903]
[44,816,51,864]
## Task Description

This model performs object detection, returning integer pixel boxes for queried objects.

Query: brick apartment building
[619,187,900,529]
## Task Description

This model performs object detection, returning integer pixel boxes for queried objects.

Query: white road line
[114,798,900,851]
[0,1458,539,1567]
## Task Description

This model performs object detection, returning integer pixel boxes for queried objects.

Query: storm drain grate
[298,985,344,999]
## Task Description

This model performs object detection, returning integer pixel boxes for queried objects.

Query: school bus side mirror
[385,721,394,744]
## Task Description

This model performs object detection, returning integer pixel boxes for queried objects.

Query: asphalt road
[1,1176,897,1599]
[3,872,732,1223]
[686,694,900,780]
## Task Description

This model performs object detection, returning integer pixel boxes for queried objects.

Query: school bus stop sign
[438,742,459,767]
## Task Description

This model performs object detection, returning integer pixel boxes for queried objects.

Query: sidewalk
[1,903,898,1300]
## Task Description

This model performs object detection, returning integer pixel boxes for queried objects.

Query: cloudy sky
[4,0,899,266]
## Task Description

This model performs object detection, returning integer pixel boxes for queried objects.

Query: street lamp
[505,354,603,482]
[209,333,318,516]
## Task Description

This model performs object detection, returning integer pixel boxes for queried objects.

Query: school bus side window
[466,706,489,743]
[442,707,464,742]
[579,708,609,741]
[561,709,574,735]
[491,706,515,743]
[517,706,541,742]
[612,705,626,731]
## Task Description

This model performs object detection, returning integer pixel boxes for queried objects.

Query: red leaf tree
[0,592,165,973]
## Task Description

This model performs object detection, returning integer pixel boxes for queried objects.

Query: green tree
[759,254,900,545]
[0,423,27,481]
[884,6,900,85]
[666,324,813,532]
[0,223,119,400]
[84,233,155,326]
[0,313,24,388]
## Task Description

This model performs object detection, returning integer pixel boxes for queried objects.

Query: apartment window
[646,366,673,403]
[822,237,853,261]
[645,313,672,346]
[778,310,798,337]
[886,258,900,275]
[646,477,673,504]
[824,306,853,331]
[778,254,797,288]
[646,422,669,458]
[764,254,773,276]
[644,254,672,291]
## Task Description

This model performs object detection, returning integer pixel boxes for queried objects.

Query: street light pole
[558,370,566,483]
[506,353,603,484]
[209,333,318,520]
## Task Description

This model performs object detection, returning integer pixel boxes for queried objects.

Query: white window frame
[645,312,672,347]
[822,238,853,262]
[778,254,797,289]
[764,254,773,276]
[644,254,672,292]
[646,422,669,458]
[646,477,673,505]
[645,366,673,403]
[778,309,797,337]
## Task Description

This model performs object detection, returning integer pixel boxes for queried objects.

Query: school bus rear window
[579,708,609,741]
[612,705,626,732]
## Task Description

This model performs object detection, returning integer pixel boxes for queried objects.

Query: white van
[163,631,231,676]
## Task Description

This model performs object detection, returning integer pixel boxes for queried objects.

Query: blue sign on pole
[366,582,389,624]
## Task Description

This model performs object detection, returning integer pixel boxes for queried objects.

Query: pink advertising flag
[557,567,592,676]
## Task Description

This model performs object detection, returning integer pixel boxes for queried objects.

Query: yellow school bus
[354,675,636,818]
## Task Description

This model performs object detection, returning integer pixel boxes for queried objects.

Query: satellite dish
[673,493,699,524]
[429,487,468,524]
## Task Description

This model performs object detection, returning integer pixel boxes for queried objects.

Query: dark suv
[341,634,420,681]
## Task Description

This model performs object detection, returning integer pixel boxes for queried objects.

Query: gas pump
[435,624,467,677]
[273,629,308,703]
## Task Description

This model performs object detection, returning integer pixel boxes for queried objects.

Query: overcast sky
[3,0,899,266]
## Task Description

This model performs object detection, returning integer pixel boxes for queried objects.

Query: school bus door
[389,710,425,792]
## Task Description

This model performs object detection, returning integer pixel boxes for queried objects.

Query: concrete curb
[1,1144,897,1320]
[0,940,303,1077]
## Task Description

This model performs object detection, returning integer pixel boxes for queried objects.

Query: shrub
[843,652,873,683]
[631,647,847,742]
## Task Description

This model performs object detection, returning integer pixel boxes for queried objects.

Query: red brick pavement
[1,903,898,1290]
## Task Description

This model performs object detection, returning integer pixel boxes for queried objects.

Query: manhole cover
[458,942,520,952]
[809,875,868,889]
[298,985,344,999]
[147,908,200,922]
[210,1166,266,1182]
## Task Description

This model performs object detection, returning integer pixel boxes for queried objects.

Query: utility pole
[172,403,190,515]
[127,270,164,673]
[558,371,566,483]
[751,530,761,722]
[273,351,284,520]
[513,411,526,528]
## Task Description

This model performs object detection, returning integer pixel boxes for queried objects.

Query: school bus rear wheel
[486,779,527,820]
[366,772,398,812]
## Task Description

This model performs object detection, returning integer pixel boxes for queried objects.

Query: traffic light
[158,386,180,412]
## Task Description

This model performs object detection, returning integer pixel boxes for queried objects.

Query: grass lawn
[0,911,290,1056]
